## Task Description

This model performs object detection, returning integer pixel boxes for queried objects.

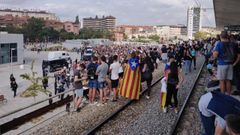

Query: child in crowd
[160,77,167,112]
[207,60,214,76]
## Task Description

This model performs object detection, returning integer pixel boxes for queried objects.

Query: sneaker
[93,102,98,105]
[163,108,167,113]
[146,96,150,99]
[174,108,178,114]
[74,107,81,112]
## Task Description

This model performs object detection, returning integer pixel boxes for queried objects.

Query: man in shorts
[109,55,121,101]
[74,64,85,112]
[213,31,237,95]
[96,56,109,106]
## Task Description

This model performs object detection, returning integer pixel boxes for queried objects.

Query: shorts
[119,72,124,78]
[88,80,98,88]
[217,65,233,80]
[98,81,107,89]
[111,79,119,88]
[75,88,84,97]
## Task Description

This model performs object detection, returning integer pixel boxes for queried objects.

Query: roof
[213,0,240,30]
[0,9,52,15]
[117,25,153,29]
[83,15,116,20]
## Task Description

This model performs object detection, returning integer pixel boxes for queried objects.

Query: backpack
[222,42,237,63]
[147,59,155,72]
[87,63,97,80]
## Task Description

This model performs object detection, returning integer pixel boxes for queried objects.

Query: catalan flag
[119,58,141,100]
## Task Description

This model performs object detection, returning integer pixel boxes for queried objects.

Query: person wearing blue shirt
[213,31,236,95]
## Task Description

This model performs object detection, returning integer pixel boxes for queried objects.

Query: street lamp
[10,48,16,74]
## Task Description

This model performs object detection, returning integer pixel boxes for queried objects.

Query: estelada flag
[119,58,141,100]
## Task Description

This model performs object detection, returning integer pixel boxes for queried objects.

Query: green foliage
[0,17,114,42]
[194,31,208,40]
[20,60,50,98]
[78,28,113,39]
[148,35,160,42]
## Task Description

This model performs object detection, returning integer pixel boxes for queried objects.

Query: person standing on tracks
[74,64,86,112]
[119,52,141,100]
[183,47,192,75]
[109,55,121,102]
[96,56,109,106]
[213,31,237,95]
[142,51,155,99]
[165,61,183,113]
[190,44,197,70]
[161,45,168,64]
[87,56,99,104]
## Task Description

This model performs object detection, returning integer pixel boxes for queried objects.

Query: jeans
[200,112,215,135]
[192,56,196,68]
[184,60,192,74]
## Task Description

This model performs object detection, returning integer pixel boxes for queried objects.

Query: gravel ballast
[96,57,205,135]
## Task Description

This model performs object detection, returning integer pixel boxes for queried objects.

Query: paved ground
[0,50,80,122]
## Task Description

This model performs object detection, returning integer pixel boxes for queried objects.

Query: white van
[42,51,71,73]
[48,51,70,61]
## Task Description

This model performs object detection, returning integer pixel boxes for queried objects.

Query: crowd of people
[198,31,240,135]
[40,32,240,135]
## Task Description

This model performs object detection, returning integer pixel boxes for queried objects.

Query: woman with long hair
[164,61,183,113]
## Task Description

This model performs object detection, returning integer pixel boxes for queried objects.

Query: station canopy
[213,0,240,31]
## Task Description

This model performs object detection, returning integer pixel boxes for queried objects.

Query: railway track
[83,76,164,135]
[84,59,205,135]
[1,59,206,135]
[1,66,164,135]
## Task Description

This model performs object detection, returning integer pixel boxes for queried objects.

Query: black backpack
[87,63,97,80]
[147,59,155,72]
[222,42,237,63]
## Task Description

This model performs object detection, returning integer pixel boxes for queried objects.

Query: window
[0,43,18,64]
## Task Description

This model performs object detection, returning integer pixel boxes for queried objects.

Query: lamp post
[10,48,16,74]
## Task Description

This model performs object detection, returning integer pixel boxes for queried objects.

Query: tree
[20,60,50,99]
[22,17,45,42]
[194,31,208,40]
[148,35,160,42]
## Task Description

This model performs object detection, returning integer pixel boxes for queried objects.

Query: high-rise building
[83,15,116,30]
[187,6,201,39]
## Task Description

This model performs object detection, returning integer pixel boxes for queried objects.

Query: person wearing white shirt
[109,55,121,101]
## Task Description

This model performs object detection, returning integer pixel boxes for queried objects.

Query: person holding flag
[119,52,141,100]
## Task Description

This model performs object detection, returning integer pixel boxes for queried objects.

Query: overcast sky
[0,0,215,26]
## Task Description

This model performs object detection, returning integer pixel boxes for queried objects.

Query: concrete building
[154,25,187,41]
[187,6,201,39]
[0,32,24,65]
[0,9,59,21]
[116,25,154,39]
[83,15,116,30]
[114,32,124,41]
[63,21,80,34]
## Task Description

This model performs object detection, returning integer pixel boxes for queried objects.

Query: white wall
[0,33,24,65]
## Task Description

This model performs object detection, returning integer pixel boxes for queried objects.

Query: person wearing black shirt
[11,80,18,97]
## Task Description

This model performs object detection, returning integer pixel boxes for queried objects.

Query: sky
[0,0,215,27]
